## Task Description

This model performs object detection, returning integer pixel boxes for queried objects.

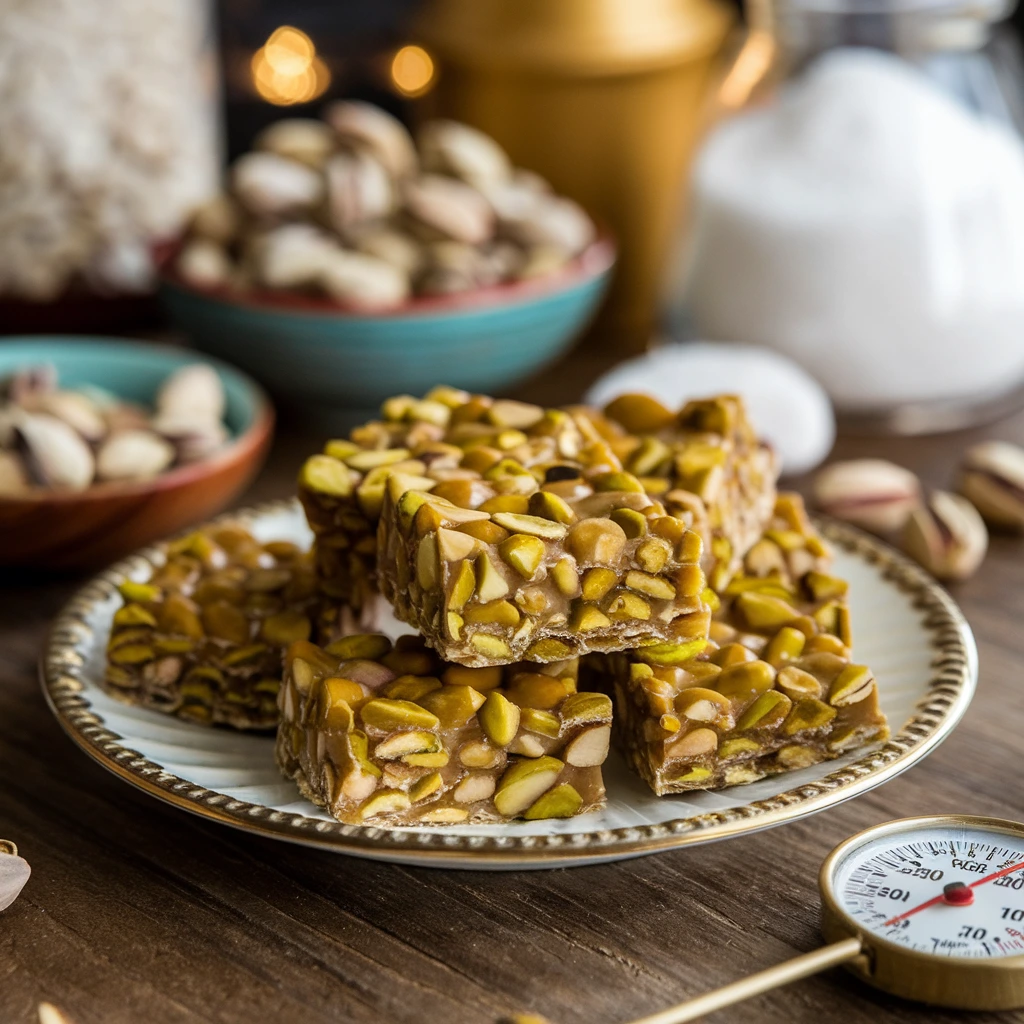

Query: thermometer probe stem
[625,937,865,1024]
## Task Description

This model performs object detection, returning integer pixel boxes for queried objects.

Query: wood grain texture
[3,361,1024,1024]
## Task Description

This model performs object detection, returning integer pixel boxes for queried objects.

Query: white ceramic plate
[41,500,977,870]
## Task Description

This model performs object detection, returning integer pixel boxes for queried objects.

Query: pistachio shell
[404,174,494,246]
[419,119,512,189]
[37,390,106,441]
[96,430,176,482]
[16,413,95,490]
[319,250,410,309]
[231,151,324,216]
[325,150,395,230]
[157,364,226,426]
[814,459,921,534]
[0,845,30,911]
[323,100,418,179]
[254,117,335,167]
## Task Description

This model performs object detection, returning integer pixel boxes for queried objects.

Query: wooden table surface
[3,356,1024,1024]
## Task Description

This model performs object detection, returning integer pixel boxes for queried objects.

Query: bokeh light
[252,26,331,106]
[390,45,435,98]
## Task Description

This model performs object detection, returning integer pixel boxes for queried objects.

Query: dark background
[219,0,422,157]
[219,0,1024,156]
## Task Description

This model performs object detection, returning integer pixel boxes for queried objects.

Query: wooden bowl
[0,337,274,571]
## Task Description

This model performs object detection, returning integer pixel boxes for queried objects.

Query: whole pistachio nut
[416,265,478,296]
[151,416,228,464]
[418,241,502,295]
[96,429,176,482]
[518,245,572,280]
[38,1005,76,1024]
[249,223,339,291]
[813,459,922,534]
[325,150,395,231]
[188,194,243,245]
[478,172,551,222]
[501,195,595,255]
[349,226,425,277]
[403,174,495,246]
[15,413,95,490]
[156,364,226,426]
[319,250,410,309]
[323,100,418,179]
[0,450,29,496]
[902,490,988,581]
[231,151,324,217]
[418,119,512,190]
[959,440,1024,531]
[0,841,30,912]
[254,117,336,168]
[102,400,151,435]
[176,239,233,289]
[36,390,107,442]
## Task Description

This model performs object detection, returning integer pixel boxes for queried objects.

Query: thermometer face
[832,823,1024,959]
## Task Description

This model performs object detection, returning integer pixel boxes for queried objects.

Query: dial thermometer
[627,816,1024,1022]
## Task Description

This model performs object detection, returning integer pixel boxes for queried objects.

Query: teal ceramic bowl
[159,236,615,415]
[0,337,273,570]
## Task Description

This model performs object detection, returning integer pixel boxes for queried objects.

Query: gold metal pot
[416,0,734,354]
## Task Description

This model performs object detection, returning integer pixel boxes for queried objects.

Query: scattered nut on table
[813,459,922,534]
[38,1004,77,1024]
[0,840,30,912]
[0,363,229,495]
[902,490,988,582]
[173,104,597,308]
[958,440,1024,532]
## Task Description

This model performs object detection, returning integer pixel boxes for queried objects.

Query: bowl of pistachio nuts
[159,103,615,413]
[0,338,273,570]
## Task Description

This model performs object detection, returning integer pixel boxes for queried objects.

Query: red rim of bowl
[0,391,275,507]
[156,231,617,318]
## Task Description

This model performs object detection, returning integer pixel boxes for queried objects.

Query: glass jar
[677,0,1024,432]
[0,0,220,331]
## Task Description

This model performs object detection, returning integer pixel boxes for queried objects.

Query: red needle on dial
[885,859,1024,927]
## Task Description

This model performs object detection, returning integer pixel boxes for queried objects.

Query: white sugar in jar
[682,34,1024,431]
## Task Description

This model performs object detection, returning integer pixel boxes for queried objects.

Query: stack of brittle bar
[102,387,889,827]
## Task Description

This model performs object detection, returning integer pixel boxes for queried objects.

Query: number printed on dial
[834,825,1024,958]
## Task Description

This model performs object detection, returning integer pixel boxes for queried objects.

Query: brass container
[417,0,734,354]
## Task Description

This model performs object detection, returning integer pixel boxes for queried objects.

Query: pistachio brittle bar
[605,492,888,795]
[578,394,780,586]
[709,493,844,650]
[298,387,591,610]
[609,635,889,796]
[377,461,712,666]
[104,525,317,728]
[276,635,612,825]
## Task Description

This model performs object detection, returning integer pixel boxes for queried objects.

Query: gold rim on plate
[40,501,978,868]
